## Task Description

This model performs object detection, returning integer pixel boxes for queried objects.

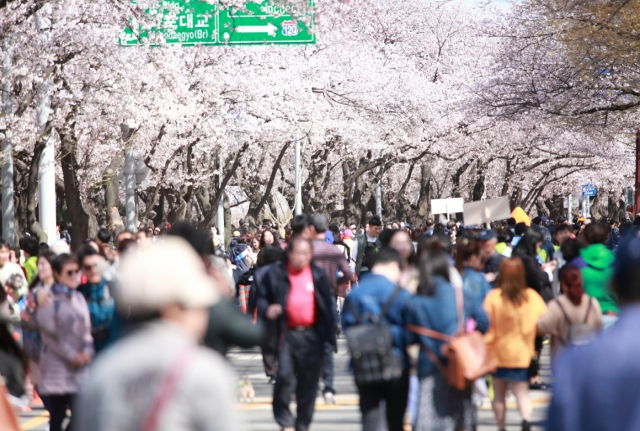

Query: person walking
[75,237,245,431]
[405,250,489,431]
[537,267,602,362]
[342,247,411,431]
[456,233,492,303]
[249,245,285,384]
[483,257,547,431]
[353,216,383,275]
[77,246,117,354]
[36,253,93,431]
[256,236,336,431]
[571,222,617,329]
[20,252,56,410]
[479,229,504,287]
[545,231,640,431]
[309,213,355,404]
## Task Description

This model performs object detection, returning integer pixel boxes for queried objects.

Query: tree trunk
[58,113,98,251]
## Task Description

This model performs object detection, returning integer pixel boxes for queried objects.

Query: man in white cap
[75,237,244,431]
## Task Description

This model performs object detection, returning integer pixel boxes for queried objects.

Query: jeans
[47,393,75,431]
[358,370,410,431]
[602,314,619,331]
[273,329,325,431]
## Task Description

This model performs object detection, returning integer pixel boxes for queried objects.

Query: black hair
[370,246,404,271]
[379,229,399,247]
[454,231,480,272]
[51,253,77,274]
[20,236,40,258]
[28,251,57,290]
[515,222,528,236]
[259,229,278,249]
[513,228,544,258]
[168,222,212,256]
[507,217,516,226]
[417,251,451,296]
[97,228,111,244]
[309,213,328,233]
[291,214,310,234]
[368,216,382,227]
[0,323,28,379]
[257,244,284,267]
[10,245,20,260]
[532,216,542,225]
[425,218,434,227]
[77,245,100,266]
[0,239,9,251]
[583,222,610,245]
[559,238,582,264]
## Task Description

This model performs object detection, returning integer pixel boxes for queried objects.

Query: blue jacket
[404,276,489,379]
[546,305,640,431]
[341,273,411,367]
[462,267,491,302]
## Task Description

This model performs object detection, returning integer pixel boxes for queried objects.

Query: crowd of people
[0,210,638,431]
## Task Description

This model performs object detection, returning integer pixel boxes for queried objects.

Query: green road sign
[118,0,315,46]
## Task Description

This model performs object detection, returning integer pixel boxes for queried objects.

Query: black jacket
[256,261,337,352]
[518,254,553,302]
[203,299,265,356]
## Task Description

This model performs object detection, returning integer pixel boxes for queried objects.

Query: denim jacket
[404,276,489,379]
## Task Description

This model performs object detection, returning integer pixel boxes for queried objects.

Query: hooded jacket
[574,244,618,314]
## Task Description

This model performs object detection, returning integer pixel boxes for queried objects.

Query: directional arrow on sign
[235,23,278,36]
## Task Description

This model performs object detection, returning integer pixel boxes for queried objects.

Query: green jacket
[23,256,38,286]
[578,244,618,314]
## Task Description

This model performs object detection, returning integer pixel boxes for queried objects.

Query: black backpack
[345,287,404,386]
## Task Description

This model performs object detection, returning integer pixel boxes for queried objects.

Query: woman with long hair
[36,253,93,431]
[405,251,489,431]
[512,228,554,301]
[259,229,277,249]
[21,252,57,407]
[381,229,418,293]
[455,232,491,302]
[483,257,547,431]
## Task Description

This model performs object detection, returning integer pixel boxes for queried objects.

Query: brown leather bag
[406,288,496,390]
[0,382,20,431]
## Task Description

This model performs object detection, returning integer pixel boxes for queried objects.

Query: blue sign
[582,184,597,197]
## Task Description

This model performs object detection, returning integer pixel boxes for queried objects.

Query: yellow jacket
[483,288,547,368]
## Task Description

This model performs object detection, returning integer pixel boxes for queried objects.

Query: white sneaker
[323,392,335,405]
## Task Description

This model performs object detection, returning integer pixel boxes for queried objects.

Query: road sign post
[119,0,315,46]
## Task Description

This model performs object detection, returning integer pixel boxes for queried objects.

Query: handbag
[0,383,20,431]
[406,287,496,390]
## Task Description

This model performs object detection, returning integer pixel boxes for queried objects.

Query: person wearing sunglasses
[78,245,115,354]
[36,253,93,431]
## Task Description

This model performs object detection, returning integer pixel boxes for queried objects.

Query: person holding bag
[404,251,489,431]
[483,257,547,431]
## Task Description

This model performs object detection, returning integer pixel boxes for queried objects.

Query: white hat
[117,237,219,317]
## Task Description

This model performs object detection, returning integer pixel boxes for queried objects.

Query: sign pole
[375,166,382,217]
[635,130,640,216]
[294,139,302,216]
[216,152,225,251]
[567,194,572,222]
[2,38,15,246]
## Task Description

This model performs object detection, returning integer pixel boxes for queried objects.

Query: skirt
[414,374,472,431]
[492,367,528,382]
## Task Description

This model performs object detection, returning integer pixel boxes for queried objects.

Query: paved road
[19,337,552,431]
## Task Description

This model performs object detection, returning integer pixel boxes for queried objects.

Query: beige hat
[117,236,219,317]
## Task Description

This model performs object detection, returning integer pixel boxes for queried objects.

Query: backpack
[344,287,404,386]
[556,298,596,347]
[80,281,115,346]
